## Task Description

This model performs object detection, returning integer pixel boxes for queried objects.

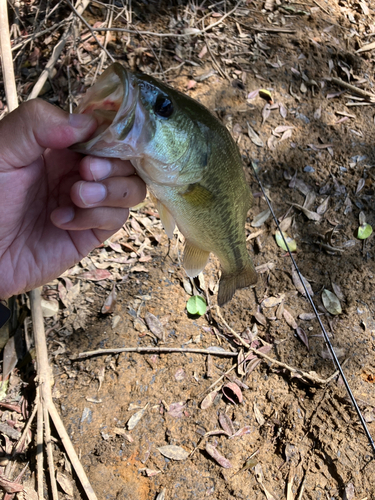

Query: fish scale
[72,63,257,305]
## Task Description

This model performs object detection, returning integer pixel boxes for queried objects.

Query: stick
[0,0,18,111]
[72,346,238,360]
[64,0,114,62]
[30,288,98,500]
[37,400,44,500]
[28,0,90,100]
[327,76,375,102]
[43,406,59,500]
[213,306,340,385]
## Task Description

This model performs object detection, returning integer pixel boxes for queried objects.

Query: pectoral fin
[181,183,214,207]
[150,194,176,239]
[184,241,210,278]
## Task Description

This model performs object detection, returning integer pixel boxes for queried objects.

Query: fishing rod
[250,160,375,457]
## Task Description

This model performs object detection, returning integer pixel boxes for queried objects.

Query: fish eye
[154,94,174,118]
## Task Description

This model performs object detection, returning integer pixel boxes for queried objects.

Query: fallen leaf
[292,203,322,221]
[201,391,218,409]
[317,196,330,215]
[222,382,243,404]
[322,289,342,315]
[247,122,264,147]
[296,327,309,350]
[283,309,298,329]
[77,269,113,281]
[145,312,165,341]
[56,472,74,497]
[254,402,265,425]
[101,285,117,314]
[262,294,285,308]
[252,209,271,228]
[127,403,149,430]
[157,445,189,460]
[275,231,297,252]
[292,268,314,297]
[219,413,235,435]
[205,443,232,468]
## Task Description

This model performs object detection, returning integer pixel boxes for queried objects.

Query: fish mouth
[72,63,140,157]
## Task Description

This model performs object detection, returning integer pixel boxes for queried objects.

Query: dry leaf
[283,309,298,329]
[222,382,243,404]
[331,282,345,301]
[262,295,285,308]
[157,445,189,460]
[101,285,117,314]
[219,413,235,435]
[247,122,264,147]
[77,269,112,281]
[317,196,330,215]
[230,426,252,438]
[292,267,314,297]
[56,472,74,497]
[254,402,265,425]
[296,327,309,350]
[145,312,165,341]
[292,203,322,221]
[205,443,232,468]
[127,403,149,430]
[252,209,271,227]
[201,391,218,409]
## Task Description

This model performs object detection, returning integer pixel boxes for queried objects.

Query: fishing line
[250,160,375,457]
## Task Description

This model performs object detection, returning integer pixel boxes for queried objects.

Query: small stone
[134,318,147,333]
[304,165,315,173]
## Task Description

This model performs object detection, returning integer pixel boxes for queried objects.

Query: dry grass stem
[30,288,98,500]
[0,0,18,111]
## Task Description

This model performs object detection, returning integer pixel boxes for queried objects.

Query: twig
[0,0,18,111]
[64,0,114,62]
[213,306,340,385]
[30,288,98,500]
[327,76,375,102]
[37,399,44,500]
[72,346,238,360]
[43,406,59,500]
[312,0,330,14]
[13,399,38,455]
[11,19,69,52]
[198,363,237,398]
[200,0,242,34]
[28,0,91,100]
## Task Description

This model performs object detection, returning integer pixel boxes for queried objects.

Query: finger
[0,99,96,170]
[51,206,129,232]
[70,175,147,209]
[79,156,135,181]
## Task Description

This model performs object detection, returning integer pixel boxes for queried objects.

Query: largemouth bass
[72,63,257,305]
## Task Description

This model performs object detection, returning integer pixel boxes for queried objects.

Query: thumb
[0,98,96,170]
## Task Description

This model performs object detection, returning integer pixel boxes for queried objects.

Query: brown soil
[4,0,375,499]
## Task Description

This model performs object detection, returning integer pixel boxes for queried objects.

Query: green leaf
[322,289,342,315]
[357,223,373,240]
[275,231,297,252]
[186,296,207,316]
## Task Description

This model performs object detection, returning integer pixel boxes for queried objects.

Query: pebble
[304,165,315,173]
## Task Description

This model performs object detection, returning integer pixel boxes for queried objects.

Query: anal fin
[184,241,210,278]
[150,193,176,239]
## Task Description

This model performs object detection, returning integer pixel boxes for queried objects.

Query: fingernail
[79,182,106,205]
[89,158,112,181]
[53,207,75,225]
[69,113,96,129]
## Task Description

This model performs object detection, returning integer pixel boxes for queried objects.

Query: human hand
[0,99,146,299]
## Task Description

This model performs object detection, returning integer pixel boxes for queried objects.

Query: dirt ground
[2,0,375,498]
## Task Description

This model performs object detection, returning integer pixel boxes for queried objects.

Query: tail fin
[217,263,257,307]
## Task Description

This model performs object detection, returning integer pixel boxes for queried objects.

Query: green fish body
[73,63,257,305]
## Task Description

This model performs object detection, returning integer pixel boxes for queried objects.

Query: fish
[72,63,257,306]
